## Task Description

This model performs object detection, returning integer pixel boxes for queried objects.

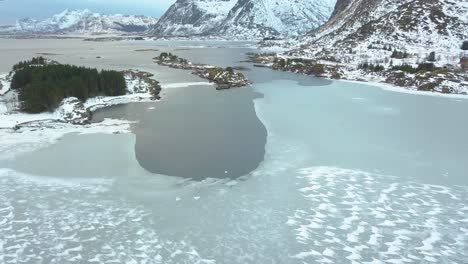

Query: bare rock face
[56,97,90,125]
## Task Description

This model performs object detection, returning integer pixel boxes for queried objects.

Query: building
[460,56,468,71]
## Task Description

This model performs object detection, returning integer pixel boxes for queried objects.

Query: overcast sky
[0,0,175,24]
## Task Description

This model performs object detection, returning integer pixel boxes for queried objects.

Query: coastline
[1,39,465,177]
[251,61,468,99]
[3,62,466,131]
[340,79,468,100]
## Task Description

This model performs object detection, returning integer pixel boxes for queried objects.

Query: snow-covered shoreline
[250,52,468,97]
[0,68,162,129]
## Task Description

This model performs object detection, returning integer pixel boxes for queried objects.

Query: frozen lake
[1,39,468,264]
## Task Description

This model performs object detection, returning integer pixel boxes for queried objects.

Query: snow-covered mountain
[151,0,336,38]
[1,9,158,34]
[219,0,335,37]
[293,0,468,56]
[152,0,238,37]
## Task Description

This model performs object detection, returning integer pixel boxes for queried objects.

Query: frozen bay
[1,39,468,264]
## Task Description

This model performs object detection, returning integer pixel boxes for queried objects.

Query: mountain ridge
[151,0,336,39]
[0,9,158,35]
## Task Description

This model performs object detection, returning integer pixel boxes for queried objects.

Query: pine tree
[462,41,468,50]
[427,51,436,62]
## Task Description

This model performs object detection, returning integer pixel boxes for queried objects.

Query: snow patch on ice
[162,82,215,89]
[289,166,468,263]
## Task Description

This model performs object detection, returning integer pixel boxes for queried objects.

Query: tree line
[11,60,127,113]
[391,63,435,74]
[13,56,48,70]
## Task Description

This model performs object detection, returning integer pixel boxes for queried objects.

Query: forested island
[7,57,162,118]
[11,57,127,113]
[154,52,249,90]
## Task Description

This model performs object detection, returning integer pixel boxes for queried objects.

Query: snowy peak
[152,0,237,37]
[2,9,158,34]
[151,0,336,38]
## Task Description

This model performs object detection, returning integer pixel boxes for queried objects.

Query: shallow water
[1,40,468,264]
[92,85,267,179]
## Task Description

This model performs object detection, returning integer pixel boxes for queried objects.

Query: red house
[461,56,468,71]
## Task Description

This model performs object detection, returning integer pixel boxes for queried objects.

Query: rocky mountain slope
[0,9,158,35]
[151,0,335,38]
[218,0,335,37]
[292,0,467,58]
[152,0,237,37]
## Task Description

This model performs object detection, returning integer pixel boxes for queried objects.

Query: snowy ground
[337,65,468,96]
[0,73,11,96]
[0,119,134,161]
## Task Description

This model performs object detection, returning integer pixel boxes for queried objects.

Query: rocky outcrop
[154,52,249,89]
[56,97,90,124]
[123,70,162,99]
[248,53,341,78]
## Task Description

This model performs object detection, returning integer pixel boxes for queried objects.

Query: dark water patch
[92,85,267,180]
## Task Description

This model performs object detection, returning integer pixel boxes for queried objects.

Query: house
[443,64,455,70]
[460,56,468,71]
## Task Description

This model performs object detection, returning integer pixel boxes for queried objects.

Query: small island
[153,52,249,90]
[0,57,162,126]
